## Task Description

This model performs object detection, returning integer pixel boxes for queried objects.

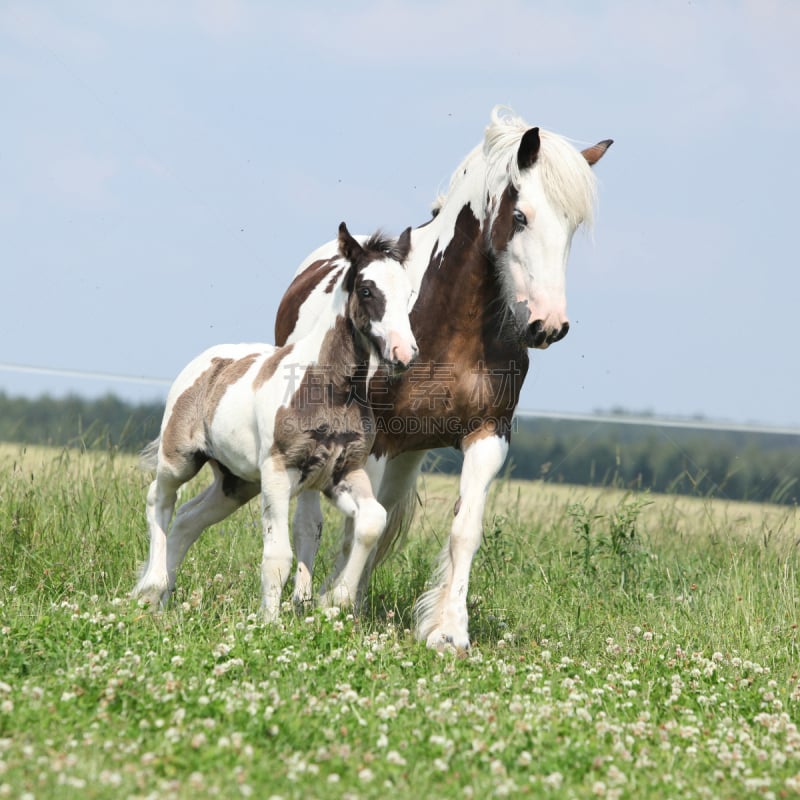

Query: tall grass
[1,444,799,799]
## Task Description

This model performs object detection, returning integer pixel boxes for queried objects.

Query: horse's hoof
[131,587,167,609]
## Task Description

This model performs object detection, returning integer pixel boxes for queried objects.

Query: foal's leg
[319,456,380,605]
[291,490,323,607]
[165,461,259,597]
[133,471,185,606]
[413,433,508,650]
[260,457,298,622]
[319,468,387,609]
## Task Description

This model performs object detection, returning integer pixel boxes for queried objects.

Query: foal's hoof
[292,591,314,613]
[424,627,471,654]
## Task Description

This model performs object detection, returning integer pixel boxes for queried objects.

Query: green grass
[1,444,799,799]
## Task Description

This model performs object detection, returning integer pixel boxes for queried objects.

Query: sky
[2,1,799,427]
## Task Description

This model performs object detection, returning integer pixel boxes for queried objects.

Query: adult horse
[275,108,612,649]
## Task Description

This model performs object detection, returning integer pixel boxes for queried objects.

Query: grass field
[1,443,799,799]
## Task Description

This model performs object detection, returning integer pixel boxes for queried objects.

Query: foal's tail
[373,484,419,566]
[139,437,160,472]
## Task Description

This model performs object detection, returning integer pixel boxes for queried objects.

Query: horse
[275,107,612,649]
[132,222,417,620]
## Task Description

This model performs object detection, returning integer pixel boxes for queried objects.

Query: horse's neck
[407,162,487,292]
[410,200,522,355]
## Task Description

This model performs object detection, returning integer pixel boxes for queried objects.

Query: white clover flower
[543,772,563,789]
[386,750,406,766]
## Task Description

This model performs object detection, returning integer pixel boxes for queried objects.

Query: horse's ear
[339,222,363,294]
[396,227,412,262]
[517,127,541,171]
[582,138,614,166]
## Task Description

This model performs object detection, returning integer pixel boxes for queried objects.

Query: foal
[132,223,416,620]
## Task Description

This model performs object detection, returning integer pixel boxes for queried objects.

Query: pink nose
[389,332,419,368]
[514,301,570,349]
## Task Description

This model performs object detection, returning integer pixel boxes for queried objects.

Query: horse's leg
[291,490,323,608]
[132,471,184,606]
[165,461,259,597]
[260,456,297,622]
[413,434,508,650]
[319,468,387,609]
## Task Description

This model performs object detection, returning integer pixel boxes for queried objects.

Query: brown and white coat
[133,224,416,618]
[275,108,612,649]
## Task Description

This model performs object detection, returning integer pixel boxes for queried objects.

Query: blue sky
[2,1,799,426]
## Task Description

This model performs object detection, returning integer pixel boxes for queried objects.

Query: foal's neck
[318,316,374,399]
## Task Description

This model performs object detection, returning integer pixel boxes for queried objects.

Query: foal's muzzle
[389,343,419,373]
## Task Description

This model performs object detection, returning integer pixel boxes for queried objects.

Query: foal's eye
[359,287,371,298]
[513,209,528,230]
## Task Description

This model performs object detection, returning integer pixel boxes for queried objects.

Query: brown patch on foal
[272,317,374,490]
[161,354,258,474]
[252,343,295,390]
[275,257,342,346]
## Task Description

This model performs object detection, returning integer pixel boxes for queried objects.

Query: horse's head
[338,222,418,373]
[483,110,612,349]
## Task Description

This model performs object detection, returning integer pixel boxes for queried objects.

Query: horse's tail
[139,437,160,472]
[372,483,419,566]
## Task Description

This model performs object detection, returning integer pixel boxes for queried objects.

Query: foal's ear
[396,227,412,262]
[339,222,363,294]
[517,127,541,171]
[581,138,614,166]
[338,221,365,265]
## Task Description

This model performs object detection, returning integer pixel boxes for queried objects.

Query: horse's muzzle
[524,320,570,349]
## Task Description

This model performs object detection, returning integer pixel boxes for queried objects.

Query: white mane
[433,107,597,229]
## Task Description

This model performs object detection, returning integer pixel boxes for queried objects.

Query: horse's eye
[513,209,527,230]
[360,287,371,298]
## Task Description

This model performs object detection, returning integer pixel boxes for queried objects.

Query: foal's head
[338,222,418,373]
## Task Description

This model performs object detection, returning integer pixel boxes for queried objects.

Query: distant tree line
[507,418,800,505]
[0,392,163,452]
[0,392,797,505]
[427,418,800,506]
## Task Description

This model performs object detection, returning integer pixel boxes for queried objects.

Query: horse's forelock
[436,107,597,230]
[483,107,597,229]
